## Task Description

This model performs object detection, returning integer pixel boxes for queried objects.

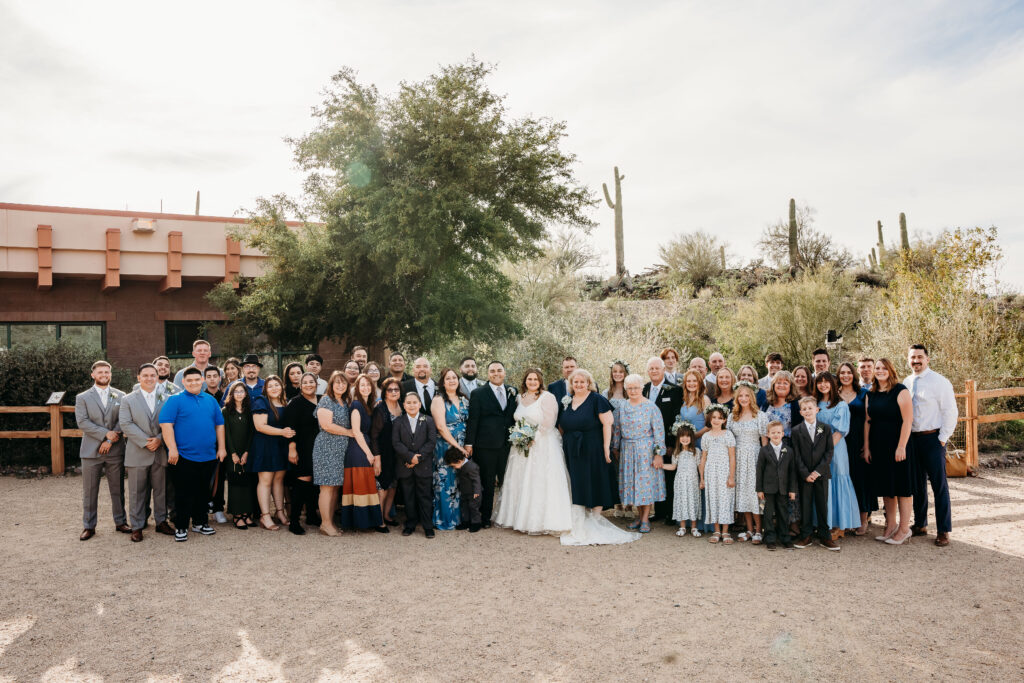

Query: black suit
[792,421,834,541]
[642,381,683,521]
[465,383,517,522]
[392,413,438,531]
[402,379,436,415]
[756,439,798,544]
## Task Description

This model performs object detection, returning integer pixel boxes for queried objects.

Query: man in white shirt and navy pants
[904,344,958,547]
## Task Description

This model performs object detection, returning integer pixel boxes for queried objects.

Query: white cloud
[1,0,1021,285]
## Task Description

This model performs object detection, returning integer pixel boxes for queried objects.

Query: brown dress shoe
[910,525,928,537]
[115,523,132,534]
[154,521,176,535]
[934,532,950,547]
[80,528,95,541]
[821,538,841,551]
[131,529,143,542]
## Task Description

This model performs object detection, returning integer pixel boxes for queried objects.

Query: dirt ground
[1,471,1023,682]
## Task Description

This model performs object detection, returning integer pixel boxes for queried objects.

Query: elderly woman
[558,368,617,513]
[611,374,666,533]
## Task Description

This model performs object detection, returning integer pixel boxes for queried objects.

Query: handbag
[945,448,968,478]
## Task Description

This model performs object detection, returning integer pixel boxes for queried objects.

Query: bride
[493,368,639,546]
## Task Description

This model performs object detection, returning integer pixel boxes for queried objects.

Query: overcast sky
[2,0,1022,288]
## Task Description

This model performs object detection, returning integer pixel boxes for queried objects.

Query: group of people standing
[75,339,958,550]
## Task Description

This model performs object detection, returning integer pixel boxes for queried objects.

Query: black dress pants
[762,493,791,544]
[799,477,830,541]
[473,446,509,523]
[399,474,434,531]
[172,457,216,530]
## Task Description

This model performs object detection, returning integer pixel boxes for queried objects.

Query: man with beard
[221,354,265,405]
[387,352,413,385]
[134,356,179,399]
[402,357,436,415]
[173,340,220,391]
[459,356,484,397]
[352,346,369,372]
[76,360,130,540]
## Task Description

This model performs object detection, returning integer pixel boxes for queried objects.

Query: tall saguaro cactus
[602,167,625,278]
[899,212,910,251]
[876,220,886,262]
[788,198,799,272]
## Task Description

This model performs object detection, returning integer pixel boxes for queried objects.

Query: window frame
[1,322,107,351]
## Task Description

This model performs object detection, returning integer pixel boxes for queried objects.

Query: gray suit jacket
[75,387,126,460]
[119,390,167,467]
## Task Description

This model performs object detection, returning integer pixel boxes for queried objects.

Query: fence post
[964,379,978,470]
[48,403,65,475]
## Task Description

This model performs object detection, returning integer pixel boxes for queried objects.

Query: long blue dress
[558,392,617,508]
[817,400,860,529]
[433,398,467,530]
[844,388,876,513]
[677,402,713,531]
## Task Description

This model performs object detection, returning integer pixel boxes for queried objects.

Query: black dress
[558,392,618,508]
[844,388,876,513]
[284,395,320,478]
[371,401,401,490]
[222,407,256,516]
[867,384,914,498]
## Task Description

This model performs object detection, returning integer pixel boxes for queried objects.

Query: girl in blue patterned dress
[677,370,713,533]
[430,369,468,530]
[666,423,701,537]
[814,372,860,535]
[611,374,666,534]
[700,405,736,544]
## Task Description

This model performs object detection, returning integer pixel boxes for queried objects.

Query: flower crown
[671,419,696,434]
[732,380,759,392]
[704,403,731,418]
[609,359,631,373]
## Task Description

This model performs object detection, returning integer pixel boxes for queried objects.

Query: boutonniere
[816,427,824,436]
[507,386,517,397]
[561,395,571,408]
[417,416,426,423]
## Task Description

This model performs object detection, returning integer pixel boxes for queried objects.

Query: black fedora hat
[241,353,263,367]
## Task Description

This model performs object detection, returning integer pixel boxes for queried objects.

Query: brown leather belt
[912,429,938,436]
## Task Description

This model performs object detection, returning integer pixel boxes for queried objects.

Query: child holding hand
[668,422,702,537]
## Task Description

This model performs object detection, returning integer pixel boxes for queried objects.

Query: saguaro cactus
[899,212,910,251]
[719,245,726,271]
[869,248,878,269]
[788,198,799,272]
[602,167,625,277]
[195,190,201,216]
[876,220,886,261]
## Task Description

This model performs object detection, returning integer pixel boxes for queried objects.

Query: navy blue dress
[558,392,617,508]
[844,388,876,513]
[867,384,914,498]
[248,396,288,473]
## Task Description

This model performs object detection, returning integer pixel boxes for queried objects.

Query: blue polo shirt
[159,390,224,462]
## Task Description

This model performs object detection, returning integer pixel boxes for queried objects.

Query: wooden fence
[1,381,1022,475]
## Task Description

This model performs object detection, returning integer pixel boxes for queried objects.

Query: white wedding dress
[493,391,640,546]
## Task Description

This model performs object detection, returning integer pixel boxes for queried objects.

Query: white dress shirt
[94,385,111,408]
[757,375,772,392]
[771,442,783,460]
[141,387,157,414]
[804,420,817,439]
[903,368,959,443]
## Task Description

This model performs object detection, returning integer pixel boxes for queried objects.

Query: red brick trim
[36,225,52,290]
[153,311,230,321]
[103,228,120,291]
[0,312,116,322]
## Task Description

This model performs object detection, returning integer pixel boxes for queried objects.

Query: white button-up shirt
[94,385,110,407]
[141,387,157,414]
[771,442,783,460]
[904,368,958,443]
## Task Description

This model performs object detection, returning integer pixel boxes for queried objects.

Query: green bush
[0,340,132,467]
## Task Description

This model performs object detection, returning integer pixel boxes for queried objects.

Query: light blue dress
[764,401,794,436]
[432,398,467,530]
[817,400,860,529]
[612,401,666,506]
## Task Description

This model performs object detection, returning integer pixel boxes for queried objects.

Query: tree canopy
[209,59,594,351]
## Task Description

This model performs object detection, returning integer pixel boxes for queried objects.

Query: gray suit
[75,386,127,529]
[119,389,169,530]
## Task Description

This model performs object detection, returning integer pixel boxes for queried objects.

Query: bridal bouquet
[508,418,538,454]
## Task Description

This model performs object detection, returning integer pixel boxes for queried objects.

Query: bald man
[402,357,435,415]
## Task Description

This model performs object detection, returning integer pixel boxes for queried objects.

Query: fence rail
[2,380,1022,476]
[0,404,80,474]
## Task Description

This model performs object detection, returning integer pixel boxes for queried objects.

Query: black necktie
[422,385,430,409]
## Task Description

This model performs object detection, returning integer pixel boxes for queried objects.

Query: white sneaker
[213,511,228,524]
[191,524,216,535]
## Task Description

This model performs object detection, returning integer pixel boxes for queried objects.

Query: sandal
[259,513,280,531]
[722,533,734,545]
[737,531,749,542]
[233,517,248,530]
[854,525,868,536]
[627,520,642,530]
[751,532,763,545]
[709,532,721,544]
[639,522,651,534]
[675,527,687,537]
[275,508,290,526]
[691,528,702,538]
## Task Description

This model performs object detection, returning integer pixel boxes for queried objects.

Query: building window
[164,321,206,357]
[0,322,106,351]
[163,321,311,376]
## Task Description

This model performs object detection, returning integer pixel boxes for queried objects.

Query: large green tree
[209,59,594,350]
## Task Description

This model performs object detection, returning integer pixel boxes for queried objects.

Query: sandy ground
[1,471,1023,682]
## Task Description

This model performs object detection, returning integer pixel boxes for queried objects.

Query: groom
[465,361,517,527]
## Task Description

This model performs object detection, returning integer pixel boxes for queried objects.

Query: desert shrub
[758,202,855,271]
[658,230,726,291]
[0,340,132,467]
[712,266,876,372]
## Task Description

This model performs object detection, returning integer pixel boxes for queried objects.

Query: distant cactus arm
[602,183,616,209]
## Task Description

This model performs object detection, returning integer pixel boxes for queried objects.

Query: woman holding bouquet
[492,369,572,535]
[611,374,666,533]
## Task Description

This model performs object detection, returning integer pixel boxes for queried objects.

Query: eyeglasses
[386,387,400,393]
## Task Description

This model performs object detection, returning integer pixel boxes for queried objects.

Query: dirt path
[1,472,1023,681]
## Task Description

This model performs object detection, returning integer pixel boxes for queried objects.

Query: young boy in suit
[392,392,438,538]
[791,396,838,551]
[445,450,483,532]
[756,421,797,550]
